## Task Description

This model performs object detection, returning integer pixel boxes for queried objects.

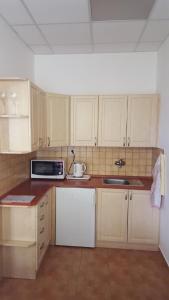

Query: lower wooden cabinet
[96,189,159,250]
[97,189,128,243]
[0,189,52,279]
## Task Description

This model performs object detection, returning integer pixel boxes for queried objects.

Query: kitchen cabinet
[31,84,39,151]
[128,190,159,245]
[47,93,70,147]
[0,79,46,153]
[71,96,98,146]
[98,95,127,146]
[97,189,128,242]
[98,94,159,147]
[127,95,159,147]
[0,189,52,279]
[96,189,159,249]
[38,90,47,148]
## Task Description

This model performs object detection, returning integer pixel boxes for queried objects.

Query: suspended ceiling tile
[136,42,161,52]
[39,23,92,45]
[23,0,90,24]
[90,0,155,21]
[30,45,53,54]
[0,0,33,24]
[94,43,136,53]
[150,0,169,20]
[141,20,169,42]
[52,44,93,54]
[93,21,145,43]
[13,25,46,44]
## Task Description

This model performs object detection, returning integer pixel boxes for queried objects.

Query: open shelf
[0,114,29,118]
[0,240,36,248]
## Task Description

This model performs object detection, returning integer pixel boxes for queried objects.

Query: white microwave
[31,159,65,179]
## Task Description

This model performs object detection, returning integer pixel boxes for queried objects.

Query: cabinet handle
[94,137,97,147]
[130,192,132,200]
[40,242,45,250]
[40,227,45,234]
[123,137,126,147]
[128,137,130,147]
[40,214,45,221]
[48,137,50,147]
[125,193,128,200]
[40,202,44,208]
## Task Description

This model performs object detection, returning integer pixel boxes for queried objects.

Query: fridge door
[56,188,95,247]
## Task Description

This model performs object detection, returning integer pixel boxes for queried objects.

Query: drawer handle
[40,242,44,250]
[128,137,130,147]
[40,227,45,234]
[40,214,45,221]
[40,202,44,208]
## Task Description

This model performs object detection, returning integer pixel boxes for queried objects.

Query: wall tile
[37,146,162,177]
[0,152,36,196]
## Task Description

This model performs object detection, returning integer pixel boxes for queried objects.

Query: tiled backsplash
[0,147,162,197]
[0,152,36,196]
[37,147,161,177]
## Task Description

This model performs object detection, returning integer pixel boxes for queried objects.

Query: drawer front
[38,240,47,265]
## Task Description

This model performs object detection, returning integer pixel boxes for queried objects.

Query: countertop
[0,175,153,206]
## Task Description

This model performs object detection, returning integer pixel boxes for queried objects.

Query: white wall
[35,52,157,94]
[157,36,169,265]
[0,17,34,80]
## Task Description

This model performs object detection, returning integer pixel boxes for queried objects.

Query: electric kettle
[73,162,87,177]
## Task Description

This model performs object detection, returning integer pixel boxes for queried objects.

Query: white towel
[151,153,165,208]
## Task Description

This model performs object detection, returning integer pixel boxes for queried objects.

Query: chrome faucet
[114,159,126,168]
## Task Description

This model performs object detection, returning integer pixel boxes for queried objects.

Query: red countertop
[0,175,153,207]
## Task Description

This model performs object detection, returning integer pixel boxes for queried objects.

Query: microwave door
[32,161,55,176]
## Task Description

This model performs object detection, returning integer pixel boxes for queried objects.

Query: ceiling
[0,0,169,54]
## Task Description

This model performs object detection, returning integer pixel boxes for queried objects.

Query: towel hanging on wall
[151,153,166,208]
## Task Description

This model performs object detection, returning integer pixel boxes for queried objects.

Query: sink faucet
[114,159,126,168]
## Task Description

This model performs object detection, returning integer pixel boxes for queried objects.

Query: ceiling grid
[0,0,168,54]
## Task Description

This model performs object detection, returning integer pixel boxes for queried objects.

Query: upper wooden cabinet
[127,95,159,147]
[98,94,159,147]
[98,95,127,147]
[70,96,98,146]
[46,93,70,147]
[38,90,47,149]
[0,79,47,153]
[31,84,39,151]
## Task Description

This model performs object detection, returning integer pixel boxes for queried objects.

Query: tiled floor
[0,246,169,300]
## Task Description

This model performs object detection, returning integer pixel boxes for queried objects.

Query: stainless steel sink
[103,178,143,186]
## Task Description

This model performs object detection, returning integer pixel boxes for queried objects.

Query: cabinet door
[47,93,69,146]
[128,190,159,245]
[38,90,47,148]
[31,85,39,151]
[97,189,128,243]
[127,95,159,147]
[71,96,98,146]
[98,95,127,146]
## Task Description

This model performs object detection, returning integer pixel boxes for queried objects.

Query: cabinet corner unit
[0,79,47,153]
[0,189,52,279]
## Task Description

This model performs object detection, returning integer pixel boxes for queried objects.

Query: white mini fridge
[56,188,95,247]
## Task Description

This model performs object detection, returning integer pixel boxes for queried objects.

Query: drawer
[38,240,46,265]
